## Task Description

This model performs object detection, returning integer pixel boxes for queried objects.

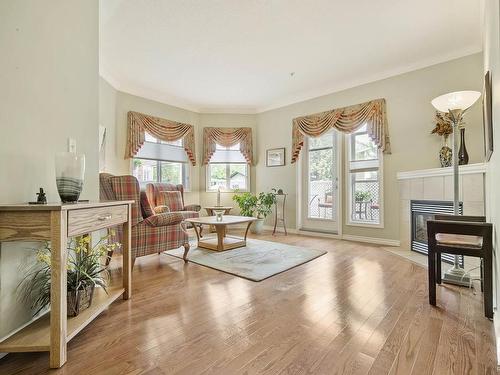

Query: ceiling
[100,0,482,113]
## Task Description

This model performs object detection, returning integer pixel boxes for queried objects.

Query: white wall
[483,0,500,310]
[99,77,118,173]
[0,0,99,339]
[255,53,484,240]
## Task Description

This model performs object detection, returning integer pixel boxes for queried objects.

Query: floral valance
[125,111,196,166]
[203,127,253,165]
[291,98,390,163]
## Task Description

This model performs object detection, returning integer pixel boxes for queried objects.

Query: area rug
[164,238,326,281]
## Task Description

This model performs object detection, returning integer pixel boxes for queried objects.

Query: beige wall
[256,53,484,240]
[483,0,500,308]
[0,0,99,339]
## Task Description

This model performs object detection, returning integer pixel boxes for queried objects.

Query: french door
[300,129,340,233]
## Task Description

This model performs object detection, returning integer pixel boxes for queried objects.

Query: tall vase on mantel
[458,127,469,165]
[439,136,452,168]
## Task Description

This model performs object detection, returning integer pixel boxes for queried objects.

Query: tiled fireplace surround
[397,163,487,274]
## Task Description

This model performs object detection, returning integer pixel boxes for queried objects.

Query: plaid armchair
[145,183,201,218]
[99,173,190,262]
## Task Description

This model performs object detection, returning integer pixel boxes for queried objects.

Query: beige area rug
[164,238,326,281]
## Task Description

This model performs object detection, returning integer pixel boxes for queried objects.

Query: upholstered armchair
[145,183,201,218]
[99,173,190,262]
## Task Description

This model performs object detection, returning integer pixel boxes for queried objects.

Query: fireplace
[411,200,463,265]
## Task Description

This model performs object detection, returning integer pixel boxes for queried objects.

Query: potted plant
[354,190,371,202]
[19,234,119,317]
[233,191,277,234]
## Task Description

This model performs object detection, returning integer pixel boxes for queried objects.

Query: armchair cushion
[436,233,483,249]
[143,212,184,227]
[153,205,171,214]
[158,191,184,212]
[184,204,201,212]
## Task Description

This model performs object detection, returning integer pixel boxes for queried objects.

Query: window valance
[203,127,253,165]
[125,111,196,166]
[291,98,390,163]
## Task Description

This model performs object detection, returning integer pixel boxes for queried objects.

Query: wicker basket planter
[67,285,95,317]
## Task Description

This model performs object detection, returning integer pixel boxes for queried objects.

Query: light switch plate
[68,138,76,153]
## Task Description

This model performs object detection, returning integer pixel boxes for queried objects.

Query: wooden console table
[0,201,133,368]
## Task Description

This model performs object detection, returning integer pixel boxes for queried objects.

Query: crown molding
[256,46,482,113]
[100,47,481,115]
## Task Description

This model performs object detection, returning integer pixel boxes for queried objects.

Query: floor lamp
[431,90,481,286]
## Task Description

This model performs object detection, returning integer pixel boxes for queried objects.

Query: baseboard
[494,313,500,369]
[261,225,399,246]
[341,234,400,247]
[262,225,299,234]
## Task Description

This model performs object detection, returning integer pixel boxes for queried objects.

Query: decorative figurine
[37,188,47,204]
[29,188,47,205]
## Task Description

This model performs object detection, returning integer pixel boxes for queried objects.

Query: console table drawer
[68,205,128,236]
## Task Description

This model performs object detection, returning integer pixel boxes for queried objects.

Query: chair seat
[435,233,483,249]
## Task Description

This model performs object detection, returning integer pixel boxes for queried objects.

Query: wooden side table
[273,194,287,235]
[0,201,133,368]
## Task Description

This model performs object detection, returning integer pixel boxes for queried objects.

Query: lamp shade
[431,91,481,112]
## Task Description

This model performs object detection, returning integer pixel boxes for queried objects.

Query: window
[207,143,249,191]
[132,133,190,188]
[346,125,382,226]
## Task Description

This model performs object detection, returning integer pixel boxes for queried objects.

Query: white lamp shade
[431,91,481,112]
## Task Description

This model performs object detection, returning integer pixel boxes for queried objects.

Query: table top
[185,215,257,225]
[0,200,134,211]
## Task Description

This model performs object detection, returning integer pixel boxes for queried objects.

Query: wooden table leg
[180,221,191,262]
[215,225,226,251]
[49,211,67,368]
[243,221,253,243]
[122,205,132,300]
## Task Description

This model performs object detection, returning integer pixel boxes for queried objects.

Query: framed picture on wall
[483,71,493,161]
[266,147,286,167]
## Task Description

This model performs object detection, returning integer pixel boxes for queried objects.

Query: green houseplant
[233,191,277,234]
[19,234,120,317]
[354,190,371,202]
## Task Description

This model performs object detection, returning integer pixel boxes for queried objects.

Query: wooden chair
[427,215,493,319]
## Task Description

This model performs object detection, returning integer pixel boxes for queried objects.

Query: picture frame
[483,71,493,161]
[266,147,286,167]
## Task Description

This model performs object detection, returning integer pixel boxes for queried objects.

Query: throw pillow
[158,190,184,212]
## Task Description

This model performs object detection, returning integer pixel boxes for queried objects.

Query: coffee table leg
[180,221,191,262]
[215,225,226,251]
[244,221,253,242]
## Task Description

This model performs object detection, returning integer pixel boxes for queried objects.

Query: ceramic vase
[458,127,469,165]
[55,152,85,203]
[439,137,452,168]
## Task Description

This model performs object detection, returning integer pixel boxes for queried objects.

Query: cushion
[436,233,483,249]
[158,191,184,212]
[144,212,184,227]
[154,205,171,214]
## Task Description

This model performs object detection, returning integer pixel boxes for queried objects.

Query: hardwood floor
[0,231,497,374]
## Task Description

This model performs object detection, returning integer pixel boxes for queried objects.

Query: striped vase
[55,152,85,203]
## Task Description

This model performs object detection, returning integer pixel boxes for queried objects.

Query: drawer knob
[97,214,112,221]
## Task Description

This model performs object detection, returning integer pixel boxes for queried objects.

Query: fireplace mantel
[397,163,487,180]
[397,162,486,263]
